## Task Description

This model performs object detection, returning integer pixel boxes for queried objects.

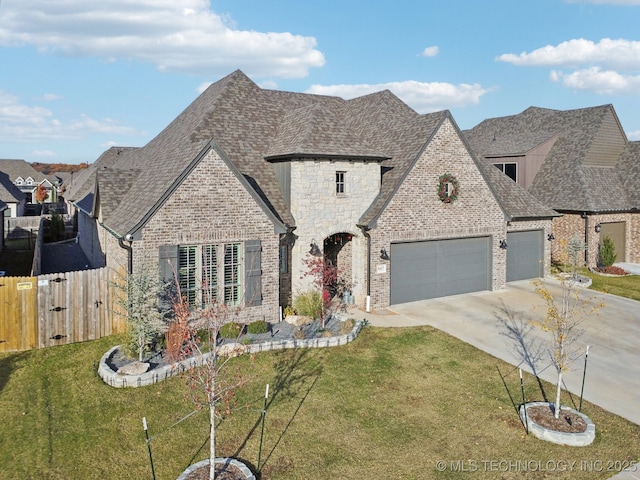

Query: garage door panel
[506,230,543,282]
[390,237,490,304]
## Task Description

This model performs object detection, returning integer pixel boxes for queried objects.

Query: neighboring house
[464,105,640,267]
[74,70,556,322]
[0,172,27,218]
[0,159,57,206]
[0,200,6,253]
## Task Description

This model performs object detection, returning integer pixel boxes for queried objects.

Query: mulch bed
[527,404,587,433]
[108,316,349,373]
[592,266,629,276]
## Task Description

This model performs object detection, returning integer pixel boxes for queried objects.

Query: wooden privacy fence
[0,267,125,353]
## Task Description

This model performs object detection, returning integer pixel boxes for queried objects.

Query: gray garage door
[390,237,491,304]
[506,230,544,282]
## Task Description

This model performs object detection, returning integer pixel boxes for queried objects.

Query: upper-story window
[493,162,517,182]
[15,177,24,185]
[26,177,34,185]
[336,171,346,195]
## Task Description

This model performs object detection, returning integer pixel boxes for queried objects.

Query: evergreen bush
[599,235,617,267]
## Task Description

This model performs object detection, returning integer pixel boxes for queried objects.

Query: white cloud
[0,90,143,143]
[0,0,325,78]
[497,38,640,70]
[306,80,492,113]
[627,129,640,140]
[421,46,439,58]
[551,67,640,95]
[498,38,640,95]
[41,94,63,101]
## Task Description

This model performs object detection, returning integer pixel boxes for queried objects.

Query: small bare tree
[172,282,252,480]
[533,236,603,419]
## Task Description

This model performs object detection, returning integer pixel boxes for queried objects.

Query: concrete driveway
[361,278,640,426]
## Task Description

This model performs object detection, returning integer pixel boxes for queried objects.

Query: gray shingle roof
[0,171,26,203]
[617,141,640,208]
[465,105,637,212]
[67,147,138,203]
[0,159,48,183]
[474,160,559,219]
[94,70,556,238]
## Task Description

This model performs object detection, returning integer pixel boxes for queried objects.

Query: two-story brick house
[464,105,640,268]
[74,70,556,322]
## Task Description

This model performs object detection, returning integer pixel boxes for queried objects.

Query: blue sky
[2,0,640,164]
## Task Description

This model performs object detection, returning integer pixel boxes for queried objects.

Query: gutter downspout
[583,213,590,267]
[118,236,133,275]
[358,225,371,312]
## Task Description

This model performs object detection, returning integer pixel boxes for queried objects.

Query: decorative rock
[217,342,245,357]
[284,315,312,326]
[117,361,150,376]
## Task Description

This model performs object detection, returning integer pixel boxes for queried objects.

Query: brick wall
[552,212,638,267]
[370,118,507,309]
[108,149,281,323]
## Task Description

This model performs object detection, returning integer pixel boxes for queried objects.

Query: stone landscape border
[519,401,596,447]
[98,320,364,388]
[176,458,255,480]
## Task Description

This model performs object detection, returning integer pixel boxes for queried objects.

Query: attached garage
[506,230,544,282]
[598,222,625,263]
[390,237,491,304]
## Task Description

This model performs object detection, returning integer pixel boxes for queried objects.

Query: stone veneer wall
[552,212,638,267]
[370,118,507,310]
[289,159,381,304]
[106,149,280,323]
[507,219,554,277]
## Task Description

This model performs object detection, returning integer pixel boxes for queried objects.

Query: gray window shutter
[245,240,262,306]
[158,245,179,284]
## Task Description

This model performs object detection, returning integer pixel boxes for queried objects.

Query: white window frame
[336,171,346,195]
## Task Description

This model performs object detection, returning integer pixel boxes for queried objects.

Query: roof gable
[0,172,26,203]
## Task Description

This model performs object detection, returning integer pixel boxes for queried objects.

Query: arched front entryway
[323,232,354,301]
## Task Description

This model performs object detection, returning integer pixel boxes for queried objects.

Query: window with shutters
[178,243,242,307]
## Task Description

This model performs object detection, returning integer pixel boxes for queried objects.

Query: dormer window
[493,162,517,182]
[336,171,346,195]
[15,177,24,185]
[26,177,34,185]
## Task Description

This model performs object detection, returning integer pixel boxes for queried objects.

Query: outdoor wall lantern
[499,240,508,249]
[309,240,322,257]
[595,224,602,233]
[547,233,555,241]
[380,248,390,260]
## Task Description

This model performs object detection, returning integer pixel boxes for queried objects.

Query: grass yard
[585,269,640,301]
[1,328,638,479]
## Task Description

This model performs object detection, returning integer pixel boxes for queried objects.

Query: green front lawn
[1,328,638,479]
[586,270,640,301]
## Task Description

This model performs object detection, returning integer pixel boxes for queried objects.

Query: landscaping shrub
[599,235,617,267]
[246,320,269,335]
[339,318,356,335]
[283,305,296,317]
[219,321,243,339]
[293,290,322,318]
